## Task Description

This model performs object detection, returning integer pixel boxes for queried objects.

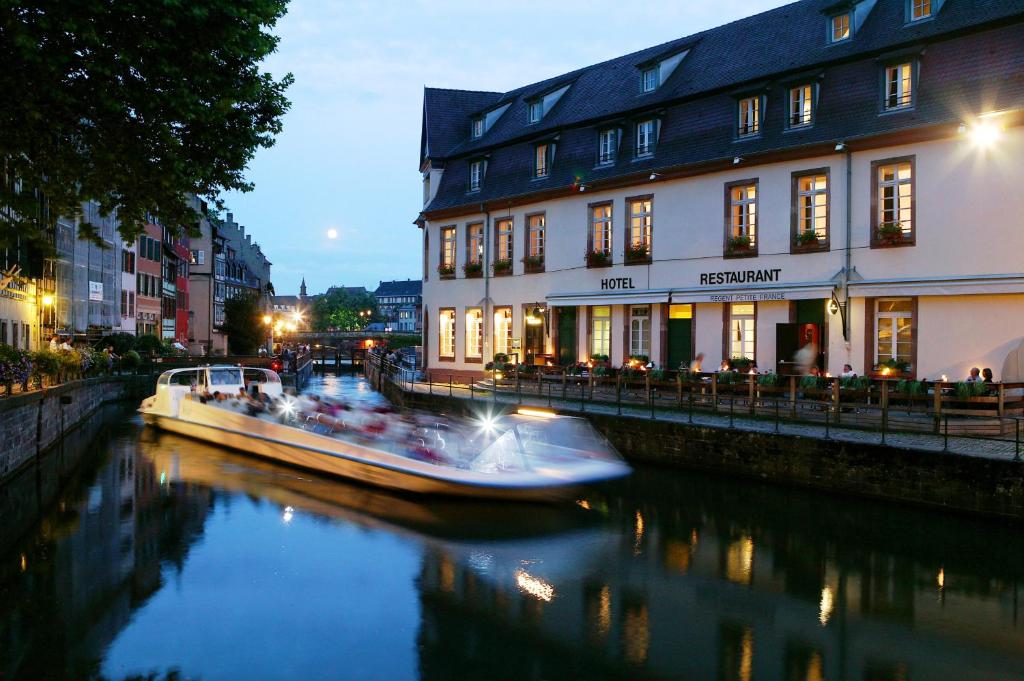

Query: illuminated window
[831,13,850,42]
[641,67,658,93]
[527,214,545,262]
[591,306,611,357]
[874,159,914,243]
[466,222,483,265]
[738,96,760,137]
[729,303,755,360]
[438,308,455,359]
[788,84,813,128]
[469,160,482,191]
[598,128,617,165]
[635,119,655,157]
[875,298,913,367]
[795,172,828,244]
[590,203,612,259]
[494,307,513,358]
[627,197,652,259]
[884,63,913,110]
[728,183,758,248]
[910,0,931,21]
[534,143,549,178]
[495,218,513,263]
[465,308,483,360]
[629,306,651,358]
[440,226,456,274]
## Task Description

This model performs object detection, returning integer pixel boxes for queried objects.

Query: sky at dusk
[222,0,789,297]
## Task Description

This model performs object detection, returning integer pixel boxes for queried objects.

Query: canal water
[1,375,1023,681]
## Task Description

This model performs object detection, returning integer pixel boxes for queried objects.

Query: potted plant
[586,249,612,267]
[589,353,610,367]
[437,262,455,278]
[624,241,650,263]
[876,221,904,245]
[726,235,753,254]
[522,254,544,272]
[463,261,482,278]
[795,230,821,249]
[874,357,910,377]
[730,356,753,372]
[492,258,512,275]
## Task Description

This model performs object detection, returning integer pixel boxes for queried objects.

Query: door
[557,307,577,366]
[666,304,693,369]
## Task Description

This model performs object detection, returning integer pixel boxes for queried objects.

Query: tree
[311,288,379,331]
[0,0,293,252]
[222,295,264,355]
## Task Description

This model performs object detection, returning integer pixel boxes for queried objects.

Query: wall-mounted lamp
[649,172,662,181]
[834,142,846,152]
[578,183,588,192]
[526,307,544,326]
[732,156,742,165]
[828,298,840,316]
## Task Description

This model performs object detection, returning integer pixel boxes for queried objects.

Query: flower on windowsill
[795,231,822,247]
[876,221,904,245]
[522,255,544,271]
[726,235,753,253]
[437,263,455,277]
[492,258,512,275]
[624,241,650,262]
[585,250,611,267]
[462,261,482,277]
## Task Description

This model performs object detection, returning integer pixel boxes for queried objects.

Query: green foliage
[493,353,510,364]
[730,357,753,370]
[795,230,821,246]
[136,334,164,357]
[727,235,752,252]
[800,375,827,390]
[716,371,738,385]
[628,355,650,365]
[955,381,989,399]
[878,357,911,373]
[31,349,62,381]
[384,334,420,351]
[757,373,782,387]
[0,0,293,253]
[894,379,924,396]
[121,350,142,369]
[98,333,137,355]
[649,369,666,381]
[840,376,872,391]
[311,287,379,331]
[222,295,264,355]
[590,353,609,363]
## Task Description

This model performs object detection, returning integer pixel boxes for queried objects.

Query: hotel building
[417,0,1024,381]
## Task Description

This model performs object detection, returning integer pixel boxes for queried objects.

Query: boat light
[477,414,498,433]
[278,395,297,417]
[517,407,557,419]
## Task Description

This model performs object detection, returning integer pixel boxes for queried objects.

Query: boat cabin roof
[156,365,281,387]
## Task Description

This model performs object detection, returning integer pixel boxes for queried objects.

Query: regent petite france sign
[700,268,786,302]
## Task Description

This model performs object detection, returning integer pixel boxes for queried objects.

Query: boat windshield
[210,369,243,386]
[470,416,620,474]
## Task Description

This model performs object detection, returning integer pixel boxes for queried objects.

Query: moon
[326,228,338,240]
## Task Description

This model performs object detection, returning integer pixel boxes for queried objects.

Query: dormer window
[883,62,914,111]
[830,12,850,42]
[909,0,931,21]
[534,143,551,178]
[635,119,656,158]
[788,84,814,128]
[471,117,483,139]
[469,160,483,192]
[641,67,658,93]
[528,100,542,124]
[598,128,618,165]
[737,96,761,138]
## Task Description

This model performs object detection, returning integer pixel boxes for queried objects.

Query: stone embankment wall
[0,376,150,482]
[377,377,1024,521]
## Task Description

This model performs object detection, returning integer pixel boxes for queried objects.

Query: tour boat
[139,366,631,500]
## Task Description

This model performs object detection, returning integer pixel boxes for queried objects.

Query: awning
[546,288,671,307]
[849,274,1024,298]
[669,282,834,304]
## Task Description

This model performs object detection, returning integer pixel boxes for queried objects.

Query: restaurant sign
[699,268,782,286]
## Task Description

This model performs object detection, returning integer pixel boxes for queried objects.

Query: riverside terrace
[366,354,1024,460]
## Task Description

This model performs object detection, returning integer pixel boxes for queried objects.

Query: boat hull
[143,411,615,501]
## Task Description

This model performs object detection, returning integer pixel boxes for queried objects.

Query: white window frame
[635,119,655,157]
[877,161,913,238]
[440,226,457,269]
[796,173,828,239]
[738,96,760,137]
[469,160,482,191]
[730,184,758,245]
[527,214,545,259]
[471,117,483,138]
[627,198,652,255]
[528,100,542,124]
[641,67,658,93]
[465,308,483,360]
[874,299,913,366]
[466,222,483,265]
[629,306,651,358]
[830,13,851,42]
[729,302,756,360]
[788,84,813,128]
[591,203,612,255]
[534,143,549,178]
[884,63,914,111]
[496,218,513,262]
[591,306,611,358]
[598,128,617,165]
[439,309,455,359]
[494,307,513,358]
[909,0,931,21]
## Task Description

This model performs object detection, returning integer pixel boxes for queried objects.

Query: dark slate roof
[272,295,300,306]
[374,279,423,297]
[423,0,1024,214]
[421,88,502,163]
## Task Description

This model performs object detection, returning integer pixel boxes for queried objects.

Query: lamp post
[38,292,54,350]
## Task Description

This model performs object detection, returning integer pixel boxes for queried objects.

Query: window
[465,308,483,360]
[884,63,913,110]
[738,96,760,137]
[598,128,617,165]
[729,303,755,360]
[831,13,850,42]
[466,223,483,265]
[630,306,651,358]
[635,119,655,157]
[190,249,205,265]
[469,160,482,191]
[494,307,513,359]
[910,0,931,21]
[626,197,652,260]
[122,250,135,274]
[440,226,456,275]
[875,299,913,367]
[472,117,483,138]
[788,84,813,128]
[591,306,611,357]
[793,172,828,247]
[526,214,545,266]
[528,100,542,124]
[641,67,658,93]
[589,203,612,261]
[727,182,758,251]
[534,143,550,178]
[439,309,455,359]
[873,158,914,244]
[495,217,513,266]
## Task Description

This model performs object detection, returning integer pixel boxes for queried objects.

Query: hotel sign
[600,277,636,290]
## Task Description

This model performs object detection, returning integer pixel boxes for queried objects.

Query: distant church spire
[299,277,307,299]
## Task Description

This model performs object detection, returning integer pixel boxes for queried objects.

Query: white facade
[422,129,1024,381]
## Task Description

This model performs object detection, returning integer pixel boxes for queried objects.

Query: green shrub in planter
[841,376,871,391]
[136,334,163,357]
[895,379,924,396]
[628,354,649,365]
[717,371,737,385]
[121,350,142,370]
[800,375,827,390]
[32,349,62,384]
[649,369,665,381]
[730,357,753,371]
[757,373,782,387]
[955,381,989,399]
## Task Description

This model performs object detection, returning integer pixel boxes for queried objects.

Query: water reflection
[0,375,1023,680]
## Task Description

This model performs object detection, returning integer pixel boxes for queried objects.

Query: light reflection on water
[0,375,1023,680]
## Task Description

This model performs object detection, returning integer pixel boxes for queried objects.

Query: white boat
[139,366,631,500]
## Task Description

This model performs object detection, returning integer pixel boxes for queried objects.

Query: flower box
[522,255,544,273]
[492,258,512,276]
[586,250,612,268]
[793,231,825,252]
[462,262,482,278]
[726,235,755,256]
[875,221,907,246]
[437,263,455,278]
[624,242,651,264]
